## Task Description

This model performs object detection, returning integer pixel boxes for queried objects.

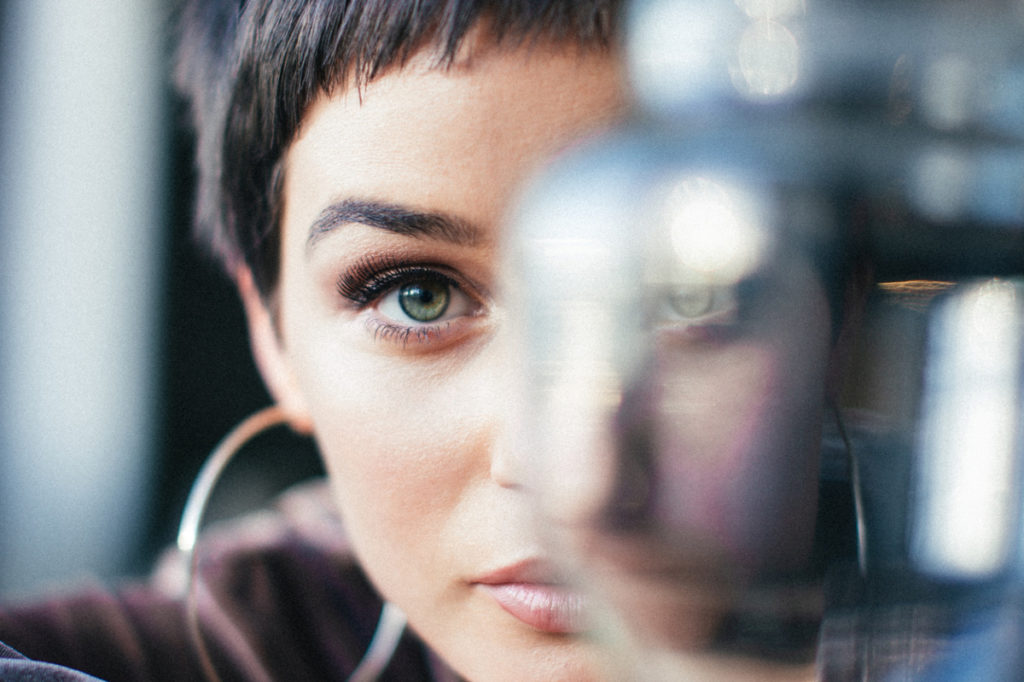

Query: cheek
[285,327,503,605]
[287,330,475,533]
[313,367,480,521]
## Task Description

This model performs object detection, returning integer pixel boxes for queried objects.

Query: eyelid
[336,255,437,306]
[336,254,488,305]
[335,255,487,349]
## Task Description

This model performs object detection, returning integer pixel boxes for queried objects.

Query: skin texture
[240,36,833,682]
[243,39,630,681]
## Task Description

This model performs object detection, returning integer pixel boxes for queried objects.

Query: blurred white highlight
[913,280,1023,579]
[734,0,805,19]
[731,19,801,99]
[662,176,771,284]
[911,146,974,222]
[921,54,977,131]
[627,0,736,112]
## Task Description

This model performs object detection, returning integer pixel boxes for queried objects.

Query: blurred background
[0,0,319,598]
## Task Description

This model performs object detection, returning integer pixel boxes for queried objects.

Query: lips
[473,560,587,634]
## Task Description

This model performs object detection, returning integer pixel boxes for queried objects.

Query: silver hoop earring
[830,401,868,578]
[175,406,407,682]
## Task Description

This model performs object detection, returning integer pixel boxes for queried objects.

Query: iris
[398,280,450,322]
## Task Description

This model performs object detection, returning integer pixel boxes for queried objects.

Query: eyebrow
[306,198,486,253]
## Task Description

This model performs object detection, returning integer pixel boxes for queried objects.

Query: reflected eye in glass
[662,280,737,323]
[667,283,714,318]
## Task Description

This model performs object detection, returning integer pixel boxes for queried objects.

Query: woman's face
[245,38,834,681]
[250,40,628,680]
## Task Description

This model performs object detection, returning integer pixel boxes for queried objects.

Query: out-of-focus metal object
[509,0,1024,678]
[510,130,837,677]
[627,0,1024,280]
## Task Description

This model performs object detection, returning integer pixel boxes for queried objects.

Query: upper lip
[471,558,565,586]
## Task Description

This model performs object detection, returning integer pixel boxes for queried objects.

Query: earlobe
[236,268,314,434]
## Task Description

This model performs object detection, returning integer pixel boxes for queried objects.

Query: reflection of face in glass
[515,169,838,673]
[640,260,831,572]
[241,38,630,681]
[585,258,832,651]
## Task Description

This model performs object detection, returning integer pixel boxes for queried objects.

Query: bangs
[174,0,619,296]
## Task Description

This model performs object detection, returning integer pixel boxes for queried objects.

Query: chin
[426,613,609,682]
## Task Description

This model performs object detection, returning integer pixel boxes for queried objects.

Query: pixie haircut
[174,0,620,299]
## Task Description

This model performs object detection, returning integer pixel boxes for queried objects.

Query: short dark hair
[174,0,620,300]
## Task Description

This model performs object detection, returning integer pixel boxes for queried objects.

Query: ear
[236,268,314,434]
[826,258,873,403]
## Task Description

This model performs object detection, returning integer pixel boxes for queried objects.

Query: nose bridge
[485,338,528,489]
[489,415,526,489]
[458,327,528,489]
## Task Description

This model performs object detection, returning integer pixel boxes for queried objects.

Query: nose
[489,419,527,489]
[475,329,529,489]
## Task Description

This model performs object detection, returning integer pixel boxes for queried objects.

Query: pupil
[399,280,450,322]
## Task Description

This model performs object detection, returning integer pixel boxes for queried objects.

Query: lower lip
[478,583,586,634]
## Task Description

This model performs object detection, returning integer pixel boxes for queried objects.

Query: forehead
[282,42,629,236]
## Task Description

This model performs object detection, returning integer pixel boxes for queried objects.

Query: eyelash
[335,254,479,347]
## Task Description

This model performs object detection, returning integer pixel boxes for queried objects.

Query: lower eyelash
[366,318,451,347]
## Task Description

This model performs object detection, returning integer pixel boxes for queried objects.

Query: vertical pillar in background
[0,0,163,595]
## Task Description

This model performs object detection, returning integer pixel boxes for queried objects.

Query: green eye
[398,280,451,322]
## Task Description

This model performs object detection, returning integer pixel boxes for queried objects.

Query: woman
[0,0,855,679]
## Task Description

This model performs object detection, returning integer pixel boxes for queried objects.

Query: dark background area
[142,91,324,568]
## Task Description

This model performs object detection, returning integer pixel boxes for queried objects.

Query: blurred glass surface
[512,0,1024,678]
[509,133,837,678]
